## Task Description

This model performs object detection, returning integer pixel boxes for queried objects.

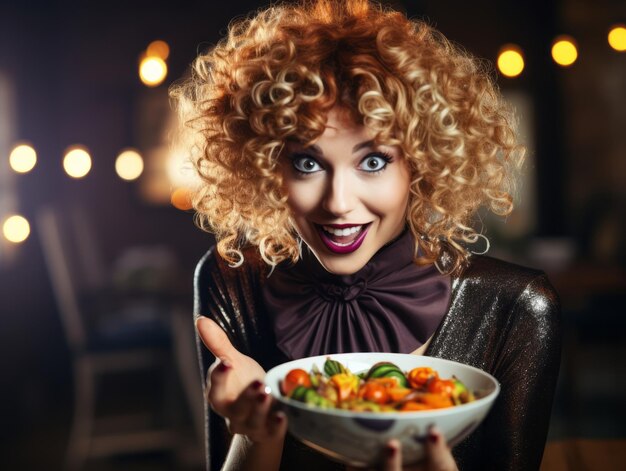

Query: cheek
[373,193,409,220]
[367,175,411,218]
[286,182,320,218]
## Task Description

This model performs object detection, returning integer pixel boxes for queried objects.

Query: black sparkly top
[194,245,561,471]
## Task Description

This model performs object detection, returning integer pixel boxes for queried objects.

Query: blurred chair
[36,205,197,470]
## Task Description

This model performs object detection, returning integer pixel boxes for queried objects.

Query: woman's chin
[310,249,371,275]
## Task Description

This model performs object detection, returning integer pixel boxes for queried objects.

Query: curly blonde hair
[170,0,524,273]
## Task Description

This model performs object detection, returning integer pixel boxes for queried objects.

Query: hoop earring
[469,233,490,255]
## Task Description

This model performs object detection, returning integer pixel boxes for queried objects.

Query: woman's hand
[196,316,288,443]
[346,426,458,471]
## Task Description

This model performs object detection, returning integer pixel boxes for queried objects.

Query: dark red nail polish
[250,380,263,389]
[274,414,284,424]
[217,362,231,372]
[386,446,397,458]
[257,393,267,403]
[428,433,439,444]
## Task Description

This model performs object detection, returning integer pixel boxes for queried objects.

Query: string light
[171,187,193,211]
[146,40,170,60]
[497,45,525,78]
[9,143,37,173]
[608,25,626,51]
[2,215,30,243]
[552,36,578,66]
[115,149,144,181]
[139,55,168,87]
[63,146,92,178]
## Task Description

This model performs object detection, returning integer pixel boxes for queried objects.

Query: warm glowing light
[115,149,144,181]
[497,46,525,78]
[608,25,626,51]
[2,215,30,243]
[171,187,193,211]
[139,56,168,87]
[147,40,170,60]
[63,146,92,178]
[9,143,37,173]
[551,36,578,66]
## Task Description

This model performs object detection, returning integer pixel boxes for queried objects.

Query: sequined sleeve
[193,247,280,471]
[484,274,562,469]
[434,260,562,471]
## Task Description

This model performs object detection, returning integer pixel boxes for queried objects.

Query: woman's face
[281,107,412,275]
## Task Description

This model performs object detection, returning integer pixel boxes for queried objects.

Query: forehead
[324,107,363,132]
[286,107,371,149]
[318,120,371,145]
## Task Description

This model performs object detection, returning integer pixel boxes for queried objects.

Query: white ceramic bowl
[265,352,499,467]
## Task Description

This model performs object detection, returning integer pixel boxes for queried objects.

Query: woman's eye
[359,154,391,172]
[292,156,322,173]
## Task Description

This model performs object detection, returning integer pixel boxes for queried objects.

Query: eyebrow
[301,139,376,155]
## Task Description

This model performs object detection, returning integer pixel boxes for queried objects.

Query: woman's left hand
[346,426,458,471]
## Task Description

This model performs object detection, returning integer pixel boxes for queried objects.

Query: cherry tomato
[358,382,390,404]
[427,378,455,398]
[369,377,399,389]
[281,368,312,396]
[407,367,438,389]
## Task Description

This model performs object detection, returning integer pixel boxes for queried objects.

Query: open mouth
[315,223,371,254]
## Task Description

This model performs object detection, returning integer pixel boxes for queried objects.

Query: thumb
[424,426,458,471]
[196,316,238,362]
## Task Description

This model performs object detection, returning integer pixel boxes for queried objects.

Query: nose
[322,170,356,217]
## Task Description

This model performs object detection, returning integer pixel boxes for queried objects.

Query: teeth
[322,225,363,236]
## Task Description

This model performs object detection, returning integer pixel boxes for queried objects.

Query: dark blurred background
[0,0,624,469]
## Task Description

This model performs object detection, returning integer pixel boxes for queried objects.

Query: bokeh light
[608,25,626,52]
[9,143,37,173]
[63,146,92,178]
[139,56,168,87]
[171,187,193,211]
[115,149,144,181]
[146,40,170,60]
[551,36,578,66]
[497,45,525,78]
[2,214,30,243]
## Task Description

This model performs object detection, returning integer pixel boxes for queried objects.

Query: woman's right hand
[196,316,288,443]
[346,427,458,471]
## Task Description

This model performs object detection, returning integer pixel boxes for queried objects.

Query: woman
[171,1,561,470]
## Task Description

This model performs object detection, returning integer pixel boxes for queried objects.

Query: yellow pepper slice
[330,373,360,401]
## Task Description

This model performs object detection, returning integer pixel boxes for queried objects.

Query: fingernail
[428,433,439,444]
[386,446,397,458]
[274,413,285,424]
[257,393,267,403]
[250,380,263,389]
[217,361,231,372]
